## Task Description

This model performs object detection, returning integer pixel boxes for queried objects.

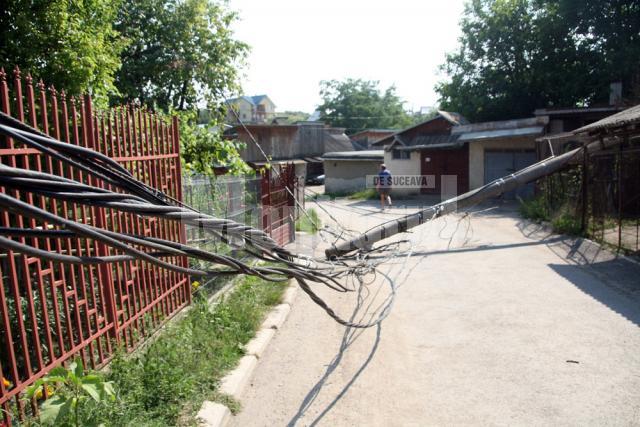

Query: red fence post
[84,94,119,345]
[0,69,191,418]
[171,115,190,302]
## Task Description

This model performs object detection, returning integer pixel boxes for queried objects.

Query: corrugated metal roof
[458,126,544,141]
[573,104,640,134]
[250,159,307,166]
[322,150,384,161]
[325,132,367,152]
[411,134,460,146]
[386,134,460,151]
[396,142,464,151]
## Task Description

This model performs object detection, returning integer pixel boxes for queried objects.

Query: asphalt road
[231,199,640,426]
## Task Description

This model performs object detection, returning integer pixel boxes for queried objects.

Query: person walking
[377,163,392,210]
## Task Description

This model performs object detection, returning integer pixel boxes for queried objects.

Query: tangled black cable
[0,112,399,328]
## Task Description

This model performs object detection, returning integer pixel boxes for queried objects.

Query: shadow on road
[286,246,423,426]
[516,217,640,328]
[286,323,382,427]
[549,261,640,327]
[286,292,383,427]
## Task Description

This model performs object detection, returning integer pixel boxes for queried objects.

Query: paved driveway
[231,200,640,426]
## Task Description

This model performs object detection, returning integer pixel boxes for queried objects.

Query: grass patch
[61,274,288,426]
[551,213,582,235]
[518,195,548,222]
[519,195,583,236]
[347,188,378,200]
[324,188,379,201]
[296,207,321,233]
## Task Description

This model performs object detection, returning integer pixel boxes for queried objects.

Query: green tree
[556,0,640,100]
[177,109,250,176]
[113,0,248,112]
[113,0,250,176]
[317,79,412,134]
[0,0,125,101]
[436,0,640,122]
[276,111,311,124]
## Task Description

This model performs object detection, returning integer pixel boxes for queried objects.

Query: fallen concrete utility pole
[325,139,604,259]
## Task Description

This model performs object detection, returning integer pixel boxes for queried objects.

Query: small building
[372,111,469,197]
[223,122,365,183]
[226,95,276,124]
[322,150,384,194]
[373,112,547,199]
[350,129,397,148]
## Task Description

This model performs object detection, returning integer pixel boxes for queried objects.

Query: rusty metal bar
[0,69,188,420]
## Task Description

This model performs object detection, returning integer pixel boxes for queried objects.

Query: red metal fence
[0,67,189,417]
[261,164,297,246]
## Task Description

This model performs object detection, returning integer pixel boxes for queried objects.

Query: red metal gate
[0,67,189,417]
[260,164,296,246]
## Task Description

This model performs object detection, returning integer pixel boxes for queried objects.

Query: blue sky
[229,0,467,113]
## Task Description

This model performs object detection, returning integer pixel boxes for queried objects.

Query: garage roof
[457,126,545,141]
[322,150,384,161]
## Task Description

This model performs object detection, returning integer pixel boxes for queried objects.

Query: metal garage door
[484,150,537,199]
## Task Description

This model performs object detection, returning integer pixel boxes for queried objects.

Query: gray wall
[238,123,329,162]
[324,160,381,194]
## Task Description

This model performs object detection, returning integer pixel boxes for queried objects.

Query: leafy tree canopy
[113,0,250,175]
[0,0,125,102]
[436,0,640,122]
[318,79,414,134]
[0,0,250,176]
[113,0,248,113]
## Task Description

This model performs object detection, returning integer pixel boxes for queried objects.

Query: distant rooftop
[534,106,623,116]
[371,111,469,147]
[226,94,274,107]
[322,150,384,161]
[573,104,640,134]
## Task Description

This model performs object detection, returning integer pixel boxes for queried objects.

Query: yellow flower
[35,384,55,400]
[2,377,11,388]
[191,281,201,290]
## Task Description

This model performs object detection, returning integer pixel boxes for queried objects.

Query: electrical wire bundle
[0,111,401,328]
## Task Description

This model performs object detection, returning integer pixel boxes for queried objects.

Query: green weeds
[296,208,321,233]
[518,195,583,237]
[23,275,287,426]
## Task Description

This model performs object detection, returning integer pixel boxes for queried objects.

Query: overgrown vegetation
[22,275,287,426]
[25,358,116,426]
[296,208,321,233]
[518,195,583,236]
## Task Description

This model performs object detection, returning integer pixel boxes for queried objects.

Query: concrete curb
[219,355,258,399]
[522,218,640,267]
[197,402,231,426]
[197,279,297,427]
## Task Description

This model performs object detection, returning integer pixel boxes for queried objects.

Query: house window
[392,149,410,160]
